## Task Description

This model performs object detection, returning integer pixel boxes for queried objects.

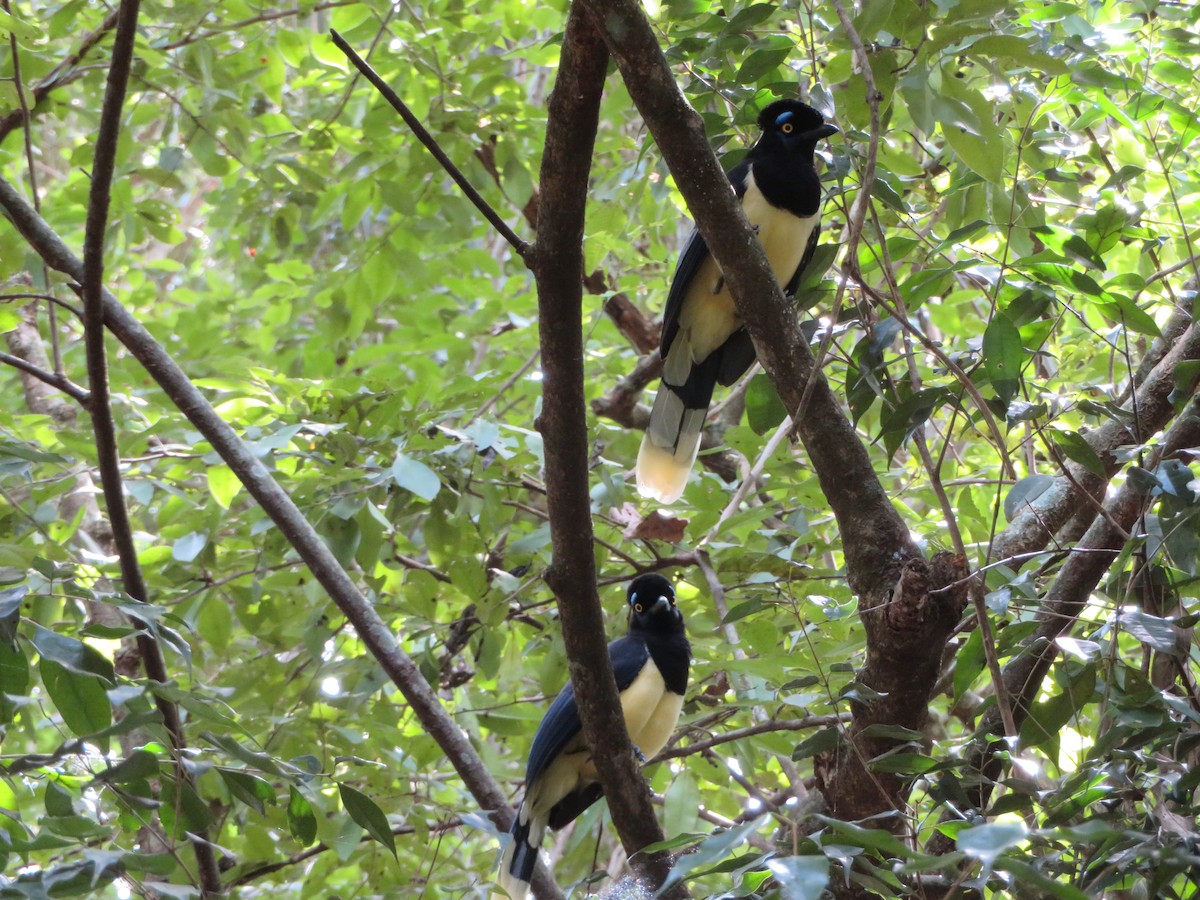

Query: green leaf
[766,855,830,899]
[0,637,29,724]
[39,659,112,737]
[1096,295,1161,337]
[869,752,939,774]
[746,374,788,435]
[982,313,1023,404]
[1119,608,1183,656]
[30,626,116,683]
[1053,430,1107,478]
[339,783,396,858]
[0,7,43,39]
[953,628,985,698]
[93,750,160,784]
[44,781,74,817]
[945,126,1004,184]
[792,726,840,761]
[220,769,276,816]
[392,452,441,502]
[288,786,317,845]
[207,464,242,509]
[663,770,701,837]
[735,37,792,83]
[172,531,208,563]
[159,775,213,838]
[660,820,763,892]
[956,820,1028,864]
[1004,474,1055,520]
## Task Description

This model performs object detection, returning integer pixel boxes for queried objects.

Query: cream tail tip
[635,440,690,503]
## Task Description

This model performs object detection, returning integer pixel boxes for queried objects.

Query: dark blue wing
[523,634,651,785]
[524,681,580,786]
[660,159,753,356]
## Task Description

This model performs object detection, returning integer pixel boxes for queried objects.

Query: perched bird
[496,573,690,900]
[636,99,838,503]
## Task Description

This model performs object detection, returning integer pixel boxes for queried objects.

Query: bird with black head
[496,573,690,900]
[637,98,839,503]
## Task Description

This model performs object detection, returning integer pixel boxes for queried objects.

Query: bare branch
[0,292,84,318]
[0,349,89,404]
[328,30,530,258]
[75,1,222,893]
[655,715,846,761]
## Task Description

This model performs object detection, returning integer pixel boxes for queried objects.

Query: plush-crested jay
[496,573,690,900]
[636,99,838,503]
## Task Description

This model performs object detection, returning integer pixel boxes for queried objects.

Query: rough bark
[530,7,684,894]
[576,0,969,853]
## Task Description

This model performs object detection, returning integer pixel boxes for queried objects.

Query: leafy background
[1,0,1199,896]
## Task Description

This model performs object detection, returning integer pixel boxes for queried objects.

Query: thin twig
[155,1,355,51]
[328,30,530,258]
[0,292,84,318]
[655,715,846,761]
[0,350,90,403]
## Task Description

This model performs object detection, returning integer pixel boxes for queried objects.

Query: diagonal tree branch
[329,29,529,258]
[991,318,1200,566]
[927,389,1200,865]
[576,0,918,593]
[0,174,560,900]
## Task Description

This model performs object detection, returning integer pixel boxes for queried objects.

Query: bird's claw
[633,745,647,764]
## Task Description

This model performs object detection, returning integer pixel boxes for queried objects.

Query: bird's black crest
[757,99,828,135]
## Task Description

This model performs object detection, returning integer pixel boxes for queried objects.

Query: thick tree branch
[0,175,562,900]
[991,319,1200,566]
[529,7,684,895]
[927,390,1200,864]
[577,0,918,595]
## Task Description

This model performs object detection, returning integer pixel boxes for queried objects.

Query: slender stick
[76,1,223,894]
[328,29,530,258]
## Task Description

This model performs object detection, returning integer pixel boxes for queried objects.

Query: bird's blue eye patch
[776,111,795,126]
[629,592,638,605]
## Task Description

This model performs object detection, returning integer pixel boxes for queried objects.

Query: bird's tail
[495,807,545,900]
[636,339,721,503]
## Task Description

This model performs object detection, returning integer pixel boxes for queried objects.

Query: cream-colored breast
[620,658,685,761]
[675,170,818,364]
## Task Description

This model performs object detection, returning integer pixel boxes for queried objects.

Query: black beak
[805,123,840,142]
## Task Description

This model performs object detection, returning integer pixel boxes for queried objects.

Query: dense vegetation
[2,0,1198,897]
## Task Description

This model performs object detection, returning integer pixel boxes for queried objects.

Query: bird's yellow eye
[781,122,795,134]
[635,603,644,613]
